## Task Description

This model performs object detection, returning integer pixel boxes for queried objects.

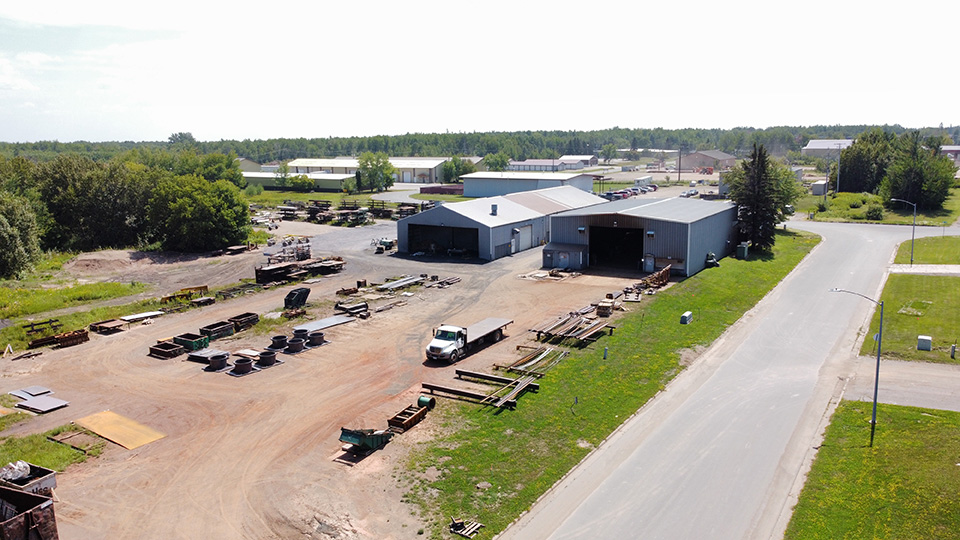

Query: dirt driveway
[3,220,637,539]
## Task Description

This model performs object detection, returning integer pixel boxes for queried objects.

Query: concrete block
[917,335,932,351]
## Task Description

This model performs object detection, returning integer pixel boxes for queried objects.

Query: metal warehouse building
[460,171,596,198]
[397,186,604,261]
[543,198,738,276]
[242,172,353,191]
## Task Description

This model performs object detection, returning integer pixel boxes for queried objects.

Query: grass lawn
[894,236,960,264]
[402,229,820,538]
[785,400,960,540]
[800,188,960,226]
[0,281,148,320]
[246,190,384,208]
[0,424,102,471]
[859,274,959,363]
[408,193,471,203]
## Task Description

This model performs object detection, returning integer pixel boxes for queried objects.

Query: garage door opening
[408,225,479,257]
[589,226,644,269]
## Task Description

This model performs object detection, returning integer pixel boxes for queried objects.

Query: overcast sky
[0,1,955,143]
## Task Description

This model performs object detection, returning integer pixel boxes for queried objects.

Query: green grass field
[402,230,820,538]
[0,425,102,471]
[0,281,148,320]
[800,188,960,226]
[785,400,960,540]
[894,236,960,264]
[859,274,960,363]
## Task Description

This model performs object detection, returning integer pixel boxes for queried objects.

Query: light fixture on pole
[890,198,917,266]
[831,288,884,447]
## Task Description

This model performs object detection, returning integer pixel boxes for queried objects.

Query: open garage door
[408,225,479,256]
[589,226,644,270]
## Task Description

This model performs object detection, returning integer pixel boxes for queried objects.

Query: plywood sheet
[75,410,165,450]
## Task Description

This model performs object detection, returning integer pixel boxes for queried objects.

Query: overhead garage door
[408,225,479,256]
[403,171,412,182]
[518,225,533,251]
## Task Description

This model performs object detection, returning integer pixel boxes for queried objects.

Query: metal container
[308,332,325,346]
[286,338,305,353]
[257,350,276,366]
[293,328,309,339]
[208,354,229,370]
[270,335,288,349]
[232,357,253,375]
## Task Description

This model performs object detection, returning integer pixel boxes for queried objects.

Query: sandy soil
[2,220,638,539]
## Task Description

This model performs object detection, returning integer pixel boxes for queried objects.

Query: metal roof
[555,197,736,224]
[691,150,736,160]
[287,157,447,169]
[441,196,543,227]
[802,139,854,150]
[503,185,605,214]
[461,171,594,181]
[243,171,353,180]
[559,155,596,160]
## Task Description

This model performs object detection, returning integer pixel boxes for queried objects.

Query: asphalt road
[499,220,951,540]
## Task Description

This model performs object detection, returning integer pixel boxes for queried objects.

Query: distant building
[235,157,261,172]
[242,172,352,192]
[559,155,599,167]
[681,150,737,170]
[286,157,448,183]
[460,171,596,198]
[507,159,581,172]
[801,139,854,159]
[941,145,960,165]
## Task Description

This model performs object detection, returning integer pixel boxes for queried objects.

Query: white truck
[425,317,513,363]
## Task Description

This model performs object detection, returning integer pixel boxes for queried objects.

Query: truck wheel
[492,330,502,342]
[448,351,458,364]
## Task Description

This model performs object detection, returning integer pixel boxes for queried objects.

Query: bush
[244,184,264,196]
[849,199,862,209]
[816,200,830,212]
[865,204,884,220]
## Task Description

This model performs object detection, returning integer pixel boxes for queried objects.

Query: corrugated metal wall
[464,179,539,197]
[399,206,483,254]
[686,206,738,275]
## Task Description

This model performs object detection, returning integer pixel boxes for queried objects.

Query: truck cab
[426,325,466,363]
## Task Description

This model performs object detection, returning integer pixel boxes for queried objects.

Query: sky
[0,1,956,143]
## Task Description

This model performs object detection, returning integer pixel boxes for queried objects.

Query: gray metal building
[543,198,738,276]
[460,171,595,197]
[397,186,604,261]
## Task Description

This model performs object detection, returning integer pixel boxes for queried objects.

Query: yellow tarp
[75,410,166,450]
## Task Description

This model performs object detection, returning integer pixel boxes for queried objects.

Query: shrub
[865,204,884,220]
[849,199,862,209]
[244,184,264,196]
[816,200,830,212]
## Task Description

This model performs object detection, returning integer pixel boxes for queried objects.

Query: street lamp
[890,198,917,266]
[831,288,884,447]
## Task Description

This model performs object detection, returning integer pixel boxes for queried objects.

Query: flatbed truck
[425,317,513,363]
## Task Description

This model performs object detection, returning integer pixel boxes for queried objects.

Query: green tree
[442,156,477,183]
[168,132,197,146]
[836,128,894,193]
[880,131,957,210]
[357,152,396,192]
[288,175,314,192]
[148,176,250,252]
[0,191,41,278]
[600,143,618,163]
[482,152,510,172]
[726,144,801,251]
[275,163,290,188]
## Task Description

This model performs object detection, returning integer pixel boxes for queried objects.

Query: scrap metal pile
[530,305,610,343]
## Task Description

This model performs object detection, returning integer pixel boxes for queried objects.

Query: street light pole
[890,198,917,266]
[831,288,884,447]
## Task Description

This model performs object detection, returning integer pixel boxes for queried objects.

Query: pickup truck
[425,317,513,363]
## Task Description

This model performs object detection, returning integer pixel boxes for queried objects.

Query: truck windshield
[435,329,457,340]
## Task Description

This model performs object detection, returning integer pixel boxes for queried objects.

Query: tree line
[4,125,956,165]
[0,149,250,278]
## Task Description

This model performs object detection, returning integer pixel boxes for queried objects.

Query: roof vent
[491,204,498,216]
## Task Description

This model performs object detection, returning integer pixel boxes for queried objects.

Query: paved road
[499,221,952,540]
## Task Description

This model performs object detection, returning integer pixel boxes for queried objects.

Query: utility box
[917,335,932,351]
[643,254,655,273]
[680,311,693,324]
[736,242,749,259]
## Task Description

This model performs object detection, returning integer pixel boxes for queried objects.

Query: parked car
[647,184,658,191]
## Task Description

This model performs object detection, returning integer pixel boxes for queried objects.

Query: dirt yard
[2,220,638,539]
